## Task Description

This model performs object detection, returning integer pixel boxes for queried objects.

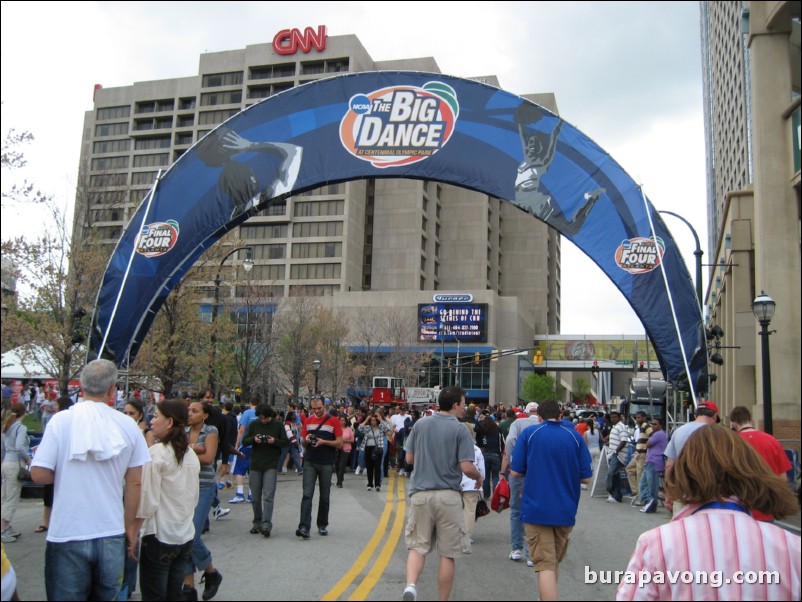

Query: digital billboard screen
[418,303,488,343]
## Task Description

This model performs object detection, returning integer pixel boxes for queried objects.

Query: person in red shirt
[729,405,792,522]
[296,399,343,539]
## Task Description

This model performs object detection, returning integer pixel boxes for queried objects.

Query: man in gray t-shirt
[402,387,482,602]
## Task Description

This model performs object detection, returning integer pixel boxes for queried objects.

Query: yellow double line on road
[322,471,407,601]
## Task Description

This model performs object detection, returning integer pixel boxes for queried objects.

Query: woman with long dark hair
[182,401,223,600]
[132,400,200,601]
[358,413,391,492]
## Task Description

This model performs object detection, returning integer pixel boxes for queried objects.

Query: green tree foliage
[521,372,557,403]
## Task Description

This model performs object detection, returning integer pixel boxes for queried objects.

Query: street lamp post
[752,292,776,435]
[208,247,253,398]
[312,359,321,396]
[658,210,703,310]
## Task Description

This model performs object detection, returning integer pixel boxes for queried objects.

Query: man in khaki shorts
[510,399,592,601]
[402,386,483,602]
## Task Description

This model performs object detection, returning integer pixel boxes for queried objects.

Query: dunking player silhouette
[513,103,603,236]
[197,127,303,220]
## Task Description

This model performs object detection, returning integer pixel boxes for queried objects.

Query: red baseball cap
[696,400,718,413]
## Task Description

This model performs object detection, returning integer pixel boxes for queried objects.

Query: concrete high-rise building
[74,31,561,404]
[700,1,800,444]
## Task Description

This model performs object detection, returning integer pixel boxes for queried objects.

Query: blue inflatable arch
[90,72,705,394]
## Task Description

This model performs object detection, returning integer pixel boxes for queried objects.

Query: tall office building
[74,31,561,404]
[700,1,800,442]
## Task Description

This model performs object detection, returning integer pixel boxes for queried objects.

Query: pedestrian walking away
[402,386,482,602]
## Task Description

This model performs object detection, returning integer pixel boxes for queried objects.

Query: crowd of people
[1,366,800,601]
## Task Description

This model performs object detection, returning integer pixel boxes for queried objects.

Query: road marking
[347,472,407,600]
[321,471,401,601]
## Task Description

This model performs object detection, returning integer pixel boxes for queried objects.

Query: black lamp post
[312,359,321,396]
[659,210,703,310]
[208,247,253,398]
[752,291,776,435]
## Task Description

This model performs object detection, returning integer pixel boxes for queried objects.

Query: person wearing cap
[729,405,791,522]
[500,401,540,564]
[663,400,718,513]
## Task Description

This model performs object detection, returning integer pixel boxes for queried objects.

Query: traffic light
[638,361,646,372]
[591,361,599,374]
[534,350,544,365]
[474,352,480,365]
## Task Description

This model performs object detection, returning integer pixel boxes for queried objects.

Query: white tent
[0,346,55,379]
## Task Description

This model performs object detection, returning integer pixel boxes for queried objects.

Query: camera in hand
[308,434,318,445]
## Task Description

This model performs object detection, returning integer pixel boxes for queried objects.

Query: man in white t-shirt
[390,406,411,476]
[31,359,151,601]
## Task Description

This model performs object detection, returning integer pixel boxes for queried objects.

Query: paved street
[5,467,684,602]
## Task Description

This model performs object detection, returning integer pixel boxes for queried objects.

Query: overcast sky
[0,1,708,335]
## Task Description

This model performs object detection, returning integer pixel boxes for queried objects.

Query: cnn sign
[273,25,327,55]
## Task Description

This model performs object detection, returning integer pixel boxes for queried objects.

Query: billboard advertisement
[418,303,488,343]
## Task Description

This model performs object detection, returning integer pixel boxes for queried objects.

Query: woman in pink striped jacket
[617,425,799,601]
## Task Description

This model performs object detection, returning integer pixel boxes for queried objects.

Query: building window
[301,61,325,75]
[134,136,171,150]
[93,139,130,154]
[198,109,239,125]
[177,115,194,128]
[293,200,344,217]
[175,132,193,145]
[292,242,342,258]
[290,263,341,279]
[95,122,129,137]
[96,105,131,120]
[133,153,169,168]
[292,221,343,237]
[202,71,243,88]
[135,99,175,113]
[249,264,286,280]
[290,285,339,297]
[200,90,243,106]
[179,97,196,110]
[91,156,129,170]
[131,171,159,186]
[250,244,286,260]
[90,173,127,186]
[240,224,288,239]
[249,62,296,80]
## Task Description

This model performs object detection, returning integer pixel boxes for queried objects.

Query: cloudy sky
[1,1,708,334]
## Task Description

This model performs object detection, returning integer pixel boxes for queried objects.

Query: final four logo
[136,220,180,258]
[615,237,665,275]
[340,82,459,168]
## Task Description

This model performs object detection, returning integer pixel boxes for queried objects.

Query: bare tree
[272,291,321,405]
[313,307,352,401]
[349,308,387,388]
[382,308,432,387]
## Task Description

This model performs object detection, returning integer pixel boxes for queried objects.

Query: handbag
[17,460,32,482]
[370,446,382,462]
[491,478,511,512]
[475,498,490,519]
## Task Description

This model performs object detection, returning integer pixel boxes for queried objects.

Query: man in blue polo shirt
[510,399,592,601]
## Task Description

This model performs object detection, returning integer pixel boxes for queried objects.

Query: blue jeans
[299,461,334,530]
[250,468,278,531]
[186,485,215,574]
[508,475,528,559]
[45,535,125,601]
[482,452,502,499]
[606,454,624,502]
[139,535,192,601]
[639,461,660,505]
[279,443,303,472]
